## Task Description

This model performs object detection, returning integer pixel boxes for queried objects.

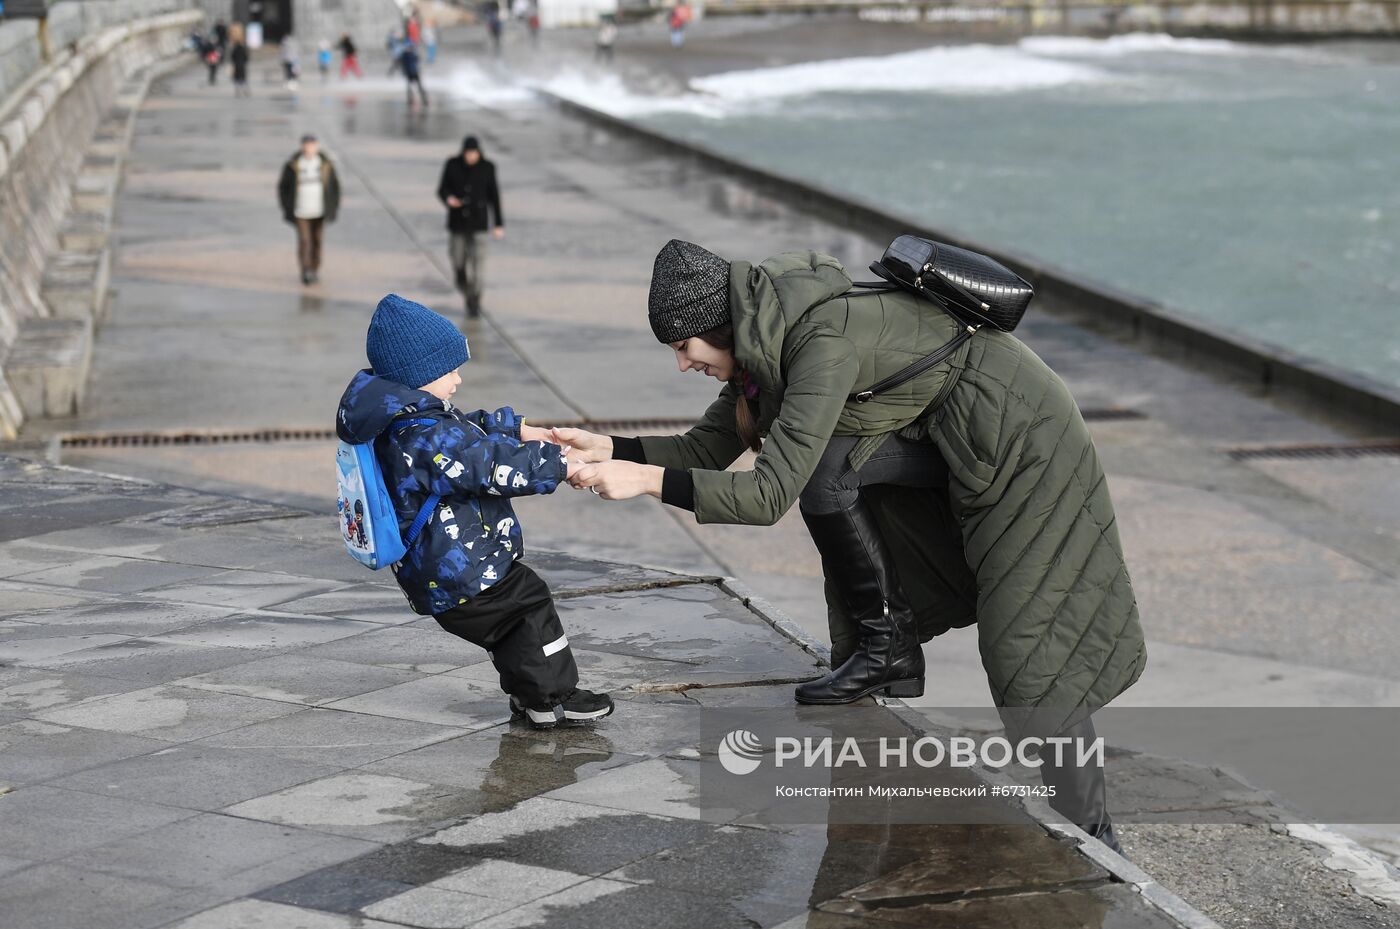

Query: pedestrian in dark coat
[400,42,428,107]
[436,135,504,316]
[229,26,250,96]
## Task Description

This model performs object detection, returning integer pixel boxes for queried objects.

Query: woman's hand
[570,461,662,501]
[549,427,612,464]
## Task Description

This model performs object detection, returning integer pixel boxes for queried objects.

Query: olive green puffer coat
[639,251,1145,714]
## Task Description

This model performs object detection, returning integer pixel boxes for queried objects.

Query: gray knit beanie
[647,239,731,344]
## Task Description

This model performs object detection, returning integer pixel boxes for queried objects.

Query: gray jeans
[799,433,949,516]
[449,232,487,301]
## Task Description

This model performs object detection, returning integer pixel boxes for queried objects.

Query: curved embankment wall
[542,91,1400,435]
[0,3,200,440]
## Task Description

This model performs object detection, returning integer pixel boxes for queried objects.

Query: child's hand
[520,423,551,443]
[549,427,612,463]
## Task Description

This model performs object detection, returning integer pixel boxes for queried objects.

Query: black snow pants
[433,562,579,708]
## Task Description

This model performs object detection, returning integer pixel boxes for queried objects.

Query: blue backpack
[336,418,440,569]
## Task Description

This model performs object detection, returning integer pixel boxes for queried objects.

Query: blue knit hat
[366,294,470,389]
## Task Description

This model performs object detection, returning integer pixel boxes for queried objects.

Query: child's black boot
[510,689,614,730]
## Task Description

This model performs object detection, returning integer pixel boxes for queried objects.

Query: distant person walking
[278,134,341,285]
[386,29,404,75]
[280,35,300,88]
[669,1,690,48]
[338,33,362,78]
[198,33,221,85]
[485,2,503,55]
[317,39,332,80]
[437,135,503,316]
[423,18,439,63]
[212,18,229,54]
[400,42,429,107]
[229,24,251,96]
[595,15,617,62]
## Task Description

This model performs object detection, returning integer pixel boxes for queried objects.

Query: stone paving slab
[0,719,167,786]
[0,668,146,720]
[0,863,221,929]
[193,708,469,768]
[60,812,377,895]
[301,624,496,674]
[174,653,429,707]
[557,585,824,686]
[19,638,267,685]
[0,458,1194,928]
[809,882,1190,928]
[165,899,403,929]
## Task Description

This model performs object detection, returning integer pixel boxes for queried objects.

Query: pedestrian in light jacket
[277,134,341,285]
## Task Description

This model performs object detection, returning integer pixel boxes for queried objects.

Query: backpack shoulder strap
[390,415,438,434]
[405,493,440,545]
[840,281,900,298]
[386,416,443,547]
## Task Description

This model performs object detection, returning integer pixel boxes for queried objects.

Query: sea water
[542,35,1400,392]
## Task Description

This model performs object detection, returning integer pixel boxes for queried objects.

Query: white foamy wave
[432,62,539,106]
[690,45,1107,101]
[538,70,729,119]
[1020,32,1245,57]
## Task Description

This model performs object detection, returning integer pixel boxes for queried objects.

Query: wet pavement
[5,24,1399,927]
[0,455,1197,928]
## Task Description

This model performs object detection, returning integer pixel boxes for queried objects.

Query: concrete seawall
[701,0,1400,39]
[541,91,1400,436]
[0,4,199,441]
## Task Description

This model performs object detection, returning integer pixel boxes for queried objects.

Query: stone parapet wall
[44,0,193,51]
[0,7,201,440]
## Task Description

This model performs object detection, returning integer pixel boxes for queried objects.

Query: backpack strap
[390,416,438,433]
[843,265,980,404]
[389,416,443,548]
[840,281,900,298]
[405,493,441,545]
[847,326,977,403]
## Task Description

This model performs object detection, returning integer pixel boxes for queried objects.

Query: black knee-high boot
[794,499,925,705]
[1037,716,1123,855]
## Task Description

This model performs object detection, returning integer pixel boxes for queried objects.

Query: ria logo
[718,729,764,776]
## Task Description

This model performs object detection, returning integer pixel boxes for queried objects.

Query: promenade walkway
[6,28,1400,926]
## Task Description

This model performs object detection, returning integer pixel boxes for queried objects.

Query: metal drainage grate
[58,411,1146,450]
[1226,440,1400,462]
[1079,407,1146,422]
[61,428,337,449]
[57,419,703,449]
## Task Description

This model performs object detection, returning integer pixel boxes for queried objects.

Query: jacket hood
[728,251,852,390]
[336,369,447,443]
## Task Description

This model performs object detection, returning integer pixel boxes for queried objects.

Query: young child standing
[336,294,613,728]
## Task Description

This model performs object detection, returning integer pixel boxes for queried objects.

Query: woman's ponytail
[733,390,761,454]
[696,325,761,453]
